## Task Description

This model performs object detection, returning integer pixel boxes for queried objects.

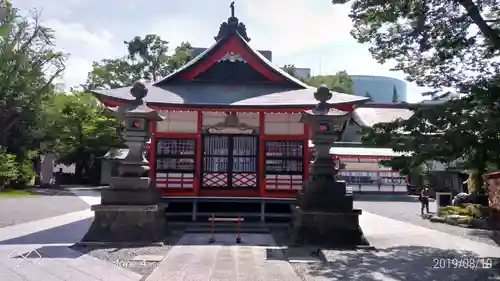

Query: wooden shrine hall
[91,7,370,221]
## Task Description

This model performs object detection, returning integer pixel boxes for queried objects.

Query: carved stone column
[291,85,369,248]
[81,82,167,245]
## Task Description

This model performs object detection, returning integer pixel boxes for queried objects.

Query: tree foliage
[334,0,500,191]
[0,148,18,190]
[85,35,194,89]
[41,92,122,179]
[333,0,500,91]
[0,8,66,156]
[363,75,500,189]
[0,0,13,37]
[282,64,355,94]
[306,71,355,94]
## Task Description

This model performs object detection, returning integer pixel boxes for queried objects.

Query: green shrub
[439,204,491,218]
[12,159,35,188]
[0,150,19,190]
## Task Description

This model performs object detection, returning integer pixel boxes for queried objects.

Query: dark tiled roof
[93,83,368,107]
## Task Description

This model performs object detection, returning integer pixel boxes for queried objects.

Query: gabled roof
[90,9,369,108]
[153,16,309,88]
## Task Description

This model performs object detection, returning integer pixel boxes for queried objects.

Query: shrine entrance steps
[162,196,294,223]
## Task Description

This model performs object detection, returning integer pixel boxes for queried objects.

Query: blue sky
[16,0,426,102]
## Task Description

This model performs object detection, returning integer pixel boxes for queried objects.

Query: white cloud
[28,1,427,101]
[240,0,352,55]
[147,16,218,51]
[41,19,118,89]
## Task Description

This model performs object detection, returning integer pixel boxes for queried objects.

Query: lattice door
[201,135,258,189]
[202,135,229,188]
[232,136,257,188]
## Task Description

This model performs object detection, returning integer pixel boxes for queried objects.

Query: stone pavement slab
[146,233,301,281]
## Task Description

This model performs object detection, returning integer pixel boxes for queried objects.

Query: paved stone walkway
[292,211,500,281]
[146,233,301,281]
[2,188,500,281]
[355,200,498,246]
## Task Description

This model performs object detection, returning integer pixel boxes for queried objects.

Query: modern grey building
[350,75,408,103]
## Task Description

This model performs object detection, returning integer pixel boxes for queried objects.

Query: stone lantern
[81,81,167,245]
[291,84,369,248]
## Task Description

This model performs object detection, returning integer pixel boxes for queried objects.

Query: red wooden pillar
[259,111,266,197]
[195,110,203,196]
[149,120,157,183]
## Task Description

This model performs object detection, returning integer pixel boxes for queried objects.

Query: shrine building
[92,9,411,221]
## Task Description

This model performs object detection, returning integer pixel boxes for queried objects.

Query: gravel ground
[355,200,498,246]
[70,230,184,280]
[0,188,90,228]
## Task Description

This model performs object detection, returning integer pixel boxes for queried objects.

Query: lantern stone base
[291,180,369,248]
[80,204,167,245]
[291,207,369,248]
[80,176,167,245]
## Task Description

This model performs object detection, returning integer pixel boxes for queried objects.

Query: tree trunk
[457,0,500,51]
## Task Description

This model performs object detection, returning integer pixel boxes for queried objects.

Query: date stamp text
[432,256,493,269]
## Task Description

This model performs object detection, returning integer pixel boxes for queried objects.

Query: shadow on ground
[307,245,499,281]
[353,194,426,202]
[27,188,80,197]
[28,187,103,197]
[0,218,93,245]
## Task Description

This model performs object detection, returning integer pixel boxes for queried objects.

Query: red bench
[208,215,244,244]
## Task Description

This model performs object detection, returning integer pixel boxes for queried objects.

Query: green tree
[41,92,122,180]
[332,0,500,91]
[0,0,13,37]
[334,0,500,191]
[85,36,193,90]
[0,148,18,191]
[281,65,354,94]
[282,64,297,77]
[0,9,67,155]
[85,58,141,90]
[392,86,399,103]
[363,76,500,190]
[304,71,355,94]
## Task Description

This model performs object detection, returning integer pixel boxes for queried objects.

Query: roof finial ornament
[214,1,250,42]
[230,1,235,18]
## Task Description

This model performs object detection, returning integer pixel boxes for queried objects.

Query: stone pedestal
[81,177,167,245]
[297,180,353,212]
[291,208,367,248]
[82,204,166,244]
[291,180,368,248]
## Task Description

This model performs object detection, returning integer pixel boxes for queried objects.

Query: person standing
[420,187,431,215]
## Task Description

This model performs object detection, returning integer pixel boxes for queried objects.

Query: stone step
[171,222,288,227]
[184,227,270,234]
